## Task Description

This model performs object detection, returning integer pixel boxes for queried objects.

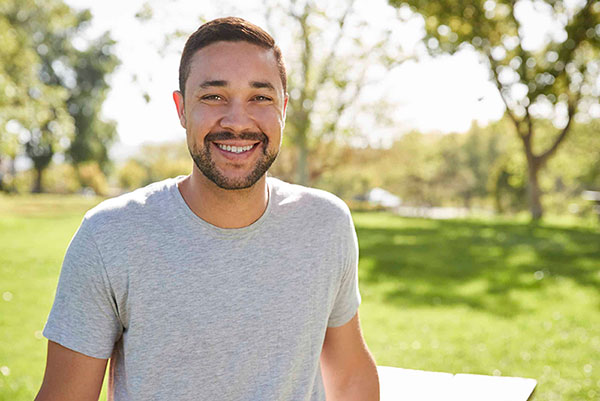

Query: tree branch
[262,0,278,41]
[538,96,579,166]
[523,103,533,141]
[313,0,356,90]
[486,53,524,138]
[320,62,369,140]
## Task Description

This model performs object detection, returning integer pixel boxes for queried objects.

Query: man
[35,17,379,401]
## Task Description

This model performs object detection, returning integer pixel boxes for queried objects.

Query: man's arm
[35,341,108,401]
[320,312,379,401]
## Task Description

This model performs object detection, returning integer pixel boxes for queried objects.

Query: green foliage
[76,162,109,196]
[305,147,367,199]
[542,120,600,217]
[309,118,599,219]
[488,152,528,213]
[546,120,600,190]
[6,169,35,194]
[117,141,191,190]
[118,159,149,191]
[0,0,119,192]
[312,127,507,208]
[63,31,119,173]
[5,161,110,196]
[382,132,444,205]
[0,0,75,192]
[40,163,80,194]
[389,0,600,219]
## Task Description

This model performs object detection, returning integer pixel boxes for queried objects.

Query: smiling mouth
[205,131,267,156]
[214,143,259,154]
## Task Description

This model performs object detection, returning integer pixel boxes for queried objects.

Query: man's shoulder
[268,177,352,220]
[83,177,180,227]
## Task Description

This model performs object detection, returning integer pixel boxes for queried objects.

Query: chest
[106,230,342,346]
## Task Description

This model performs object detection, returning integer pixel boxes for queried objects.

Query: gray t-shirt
[43,176,361,401]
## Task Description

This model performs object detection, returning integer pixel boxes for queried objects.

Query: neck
[178,168,269,229]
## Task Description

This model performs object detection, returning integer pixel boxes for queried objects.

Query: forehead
[186,41,282,91]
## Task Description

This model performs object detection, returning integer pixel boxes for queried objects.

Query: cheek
[185,109,218,147]
[187,107,214,128]
[184,112,206,148]
[185,132,198,153]
[250,107,285,130]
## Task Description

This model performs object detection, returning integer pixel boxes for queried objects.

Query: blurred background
[1,0,598,221]
[0,0,599,400]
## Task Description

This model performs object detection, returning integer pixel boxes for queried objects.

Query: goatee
[189,131,278,190]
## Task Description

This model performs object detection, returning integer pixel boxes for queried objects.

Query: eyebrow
[198,79,276,91]
[198,80,227,88]
[250,81,275,90]
[197,80,275,91]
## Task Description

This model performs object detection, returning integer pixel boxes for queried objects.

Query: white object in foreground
[377,366,537,401]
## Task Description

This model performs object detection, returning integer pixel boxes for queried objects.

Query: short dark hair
[178,17,287,98]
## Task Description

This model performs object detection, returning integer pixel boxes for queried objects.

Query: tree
[0,0,119,192]
[0,3,31,191]
[263,0,410,185]
[60,32,119,174]
[30,3,119,183]
[390,0,600,219]
[455,120,515,209]
[0,0,74,192]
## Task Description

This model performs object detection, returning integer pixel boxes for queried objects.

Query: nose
[219,99,255,133]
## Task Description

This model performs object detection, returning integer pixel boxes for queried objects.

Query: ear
[282,93,289,122]
[173,90,186,128]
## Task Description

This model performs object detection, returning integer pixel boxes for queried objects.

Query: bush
[42,164,81,194]
[76,162,108,196]
[118,159,149,191]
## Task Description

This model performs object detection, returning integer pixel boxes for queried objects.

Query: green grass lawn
[0,194,105,400]
[355,212,600,401]
[1,194,599,400]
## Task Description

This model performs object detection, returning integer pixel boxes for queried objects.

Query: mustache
[204,131,268,143]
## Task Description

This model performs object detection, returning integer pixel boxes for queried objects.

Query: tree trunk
[8,157,16,193]
[33,166,44,193]
[462,193,472,209]
[526,157,543,220]
[296,144,309,186]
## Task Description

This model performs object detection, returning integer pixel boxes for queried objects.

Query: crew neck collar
[169,175,274,238]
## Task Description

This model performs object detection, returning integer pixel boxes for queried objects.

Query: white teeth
[217,144,254,153]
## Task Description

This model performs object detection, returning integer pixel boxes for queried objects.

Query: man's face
[173,41,288,190]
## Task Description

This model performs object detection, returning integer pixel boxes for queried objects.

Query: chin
[190,146,277,191]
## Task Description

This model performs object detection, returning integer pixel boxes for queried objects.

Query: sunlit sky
[61,0,561,154]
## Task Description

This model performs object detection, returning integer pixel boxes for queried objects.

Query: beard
[189,131,278,190]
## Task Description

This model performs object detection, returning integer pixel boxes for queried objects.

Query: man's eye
[201,95,223,101]
[253,95,272,102]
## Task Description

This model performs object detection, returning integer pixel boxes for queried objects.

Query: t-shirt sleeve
[327,210,361,327]
[43,218,123,359]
